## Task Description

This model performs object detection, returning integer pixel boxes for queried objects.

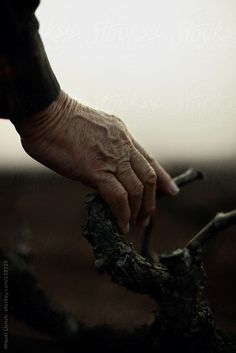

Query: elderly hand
[14,90,179,234]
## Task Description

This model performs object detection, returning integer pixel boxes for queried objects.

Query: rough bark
[1,169,236,352]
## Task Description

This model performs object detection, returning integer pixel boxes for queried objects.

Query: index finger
[131,139,179,196]
[97,173,131,234]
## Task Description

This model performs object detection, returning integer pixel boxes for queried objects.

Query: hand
[14,90,179,234]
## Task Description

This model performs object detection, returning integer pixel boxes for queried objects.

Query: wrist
[14,90,74,141]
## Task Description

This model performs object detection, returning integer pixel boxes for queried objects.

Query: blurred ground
[0,159,236,347]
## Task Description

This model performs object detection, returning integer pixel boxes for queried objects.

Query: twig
[156,168,204,198]
[141,168,204,261]
[187,210,236,252]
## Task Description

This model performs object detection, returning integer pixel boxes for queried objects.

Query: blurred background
[1,0,236,165]
[0,0,236,348]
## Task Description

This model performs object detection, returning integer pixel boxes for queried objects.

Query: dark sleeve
[0,0,60,123]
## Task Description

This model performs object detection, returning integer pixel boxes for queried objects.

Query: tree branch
[84,194,170,301]
[187,210,236,252]
[141,168,204,261]
[2,168,235,353]
[156,168,204,198]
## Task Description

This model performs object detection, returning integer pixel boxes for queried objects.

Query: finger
[97,173,130,234]
[130,147,157,227]
[132,139,179,196]
[116,161,144,225]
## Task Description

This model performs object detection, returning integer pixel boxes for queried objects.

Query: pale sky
[0,0,236,168]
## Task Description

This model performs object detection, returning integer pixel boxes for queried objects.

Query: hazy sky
[1,0,236,167]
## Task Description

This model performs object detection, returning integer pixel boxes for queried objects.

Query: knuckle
[145,169,157,185]
[148,155,156,165]
[114,190,128,204]
[95,172,112,187]
[118,129,130,142]
[130,182,144,197]
[117,161,131,176]
[113,115,126,127]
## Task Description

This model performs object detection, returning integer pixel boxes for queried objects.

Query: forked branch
[141,168,204,260]
[1,168,235,353]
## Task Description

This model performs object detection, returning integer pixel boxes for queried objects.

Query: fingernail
[143,217,151,228]
[168,180,180,196]
[120,223,130,234]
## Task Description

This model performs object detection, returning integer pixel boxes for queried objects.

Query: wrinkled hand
[14,90,179,234]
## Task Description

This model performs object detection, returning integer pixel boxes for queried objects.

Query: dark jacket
[0,0,60,122]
